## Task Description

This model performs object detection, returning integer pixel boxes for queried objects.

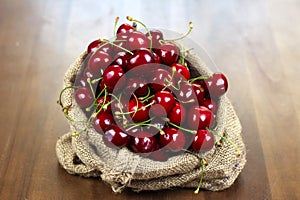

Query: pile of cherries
[72,17,228,161]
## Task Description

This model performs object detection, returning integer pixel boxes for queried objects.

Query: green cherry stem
[159,22,193,44]
[113,17,120,38]
[57,85,78,108]
[167,121,197,134]
[189,75,211,83]
[100,38,134,55]
[126,16,153,50]
[194,158,205,194]
[87,78,95,98]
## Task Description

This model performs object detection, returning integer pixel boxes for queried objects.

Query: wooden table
[1,0,299,199]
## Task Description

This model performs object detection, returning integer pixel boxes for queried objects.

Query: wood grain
[0,0,299,199]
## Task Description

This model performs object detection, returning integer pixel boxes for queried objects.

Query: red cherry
[187,106,215,130]
[191,129,214,152]
[203,72,228,98]
[153,52,161,63]
[93,111,114,133]
[125,78,148,97]
[202,98,217,113]
[151,68,173,92]
[102,65,126,92]
[74,87,94,109]
[87,39,101,54]
[96,96,112,113]
[152,90,175,116]
[143,117,166,136]
[103,124,131,148]
[117,23,134,34]
[176,81,195,104]
[127,48,155,71]
[88,51,112,76]
[126,31,150,51]
[192,83,205,104]
[114,32,129,54]
[154,42,179,66]
[128,99,149,123]
[112,51,130,69]
[168,101,186,126]
[146,30,164,48]
[171,63,190,80]
[131,131,157,153]
[159,127,186,152]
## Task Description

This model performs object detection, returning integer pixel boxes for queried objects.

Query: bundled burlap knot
[56,50,246,193]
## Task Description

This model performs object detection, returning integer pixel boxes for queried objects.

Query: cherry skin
[202,98,217,113]
[96,96,112,113]
[187,106,215,130]
[114,32,129,54]
[176,81,195,104]
[192,83,205,104]
[152,90,175,116]
[131,131,157,153]
[87,39,101,54]
[112,51,131,70]
[203,72,228,98]
[128,99,149,123]
[146,30,164,48]
[171,63,190,81]
[74,87,94,109]
[154,42,179,66]
[103,124,131,148]
[126,31,150,51]
[88,51,112,76]
[102,65,126,92]
[125,77,148,97]
[127,48,155,71]
[168,101,186,126]
[117,23,134,34]
[153,52,161,63]
[151,68,173,92]
[93,111,114,133]
[191,129,214,152]
[159,127,186,152]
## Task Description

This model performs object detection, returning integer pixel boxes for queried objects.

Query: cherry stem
[132,22,137,30]
[87,78,95,98]
[126,16,153,50]
[138,87,151,102]
[160,22,193,44]
[124,117,154,131]
[167,121,197,134]
[113,17,120,38]
[116,100,155,116]
[207,128,241,157]
[91,77,102,84]
[162,68,176,91]
[194,158,205,194]
[100,38,133,55]
[85,84,107,112]
[57,85,78,108]
[189,75,211,83]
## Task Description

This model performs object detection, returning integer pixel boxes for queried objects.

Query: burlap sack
[56,50,246,193]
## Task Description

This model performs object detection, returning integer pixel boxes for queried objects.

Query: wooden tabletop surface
[1,0,299,199]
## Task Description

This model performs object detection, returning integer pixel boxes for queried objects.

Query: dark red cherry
[191,129,214,152]
[102,65,126,92]
[125,78,148,97]
[87,39,101,54]
[114,32,129,54]
[153,52,161,63]
[154,42,179,66]
[203,72,228,98]
[131,131,157,153]
[74,87,94,109]
[146,30,164,48]
[103,124,131,148]
[171,63,190,81]
[152,90,175,116]
[126,31,150,51]
[127,48,155,71]
[151,68,173,92]
[187,106,215,130]
[159,127,186,152]
[93,111,114,133]
[88,51,112,76]
[168,101,186,126]
[202,98,217,113]
[128,99,149,123]
[192,83,205,104]
[77,76,88,87]
[112,51,130,69]
[176,81,195,104]
[143,117,166,136]
[96,96,112,113]
[117,23,134,34]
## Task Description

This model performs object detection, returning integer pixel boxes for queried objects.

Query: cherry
[154,42,179,66]
[77,76,88,87]
[93,111,114,133]
[152,90,175,116]
[191,129,214,152]
[202,98,217,113]
[114,32,129,54]
[88,51,112,76]
[171,63,190,81]
[153,52,161,63]
[112,51,130,69]
[203,72,228,98]
[131,131,157,153]
[125,77,148,97]
[168,101,186,126]
[87,39,101,54]
[102,65,126,92]
[117,23,134,34]
[128,99,149,123]
[151,68,173,92]
[143,117,165,136]
[96,96,112,113]
[103,124,131,148]
[192,83,205,104]
[74,87,94,109]
[146,30,164,48]
[126,31,150,51]
[127,48,155,71]
[159,127,185,152]
[176,81,195,104]
[187,106,215,130]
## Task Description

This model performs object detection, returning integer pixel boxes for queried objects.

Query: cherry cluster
[71,17,229,161]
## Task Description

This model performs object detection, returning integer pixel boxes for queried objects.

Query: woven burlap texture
[56,50,246,193]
